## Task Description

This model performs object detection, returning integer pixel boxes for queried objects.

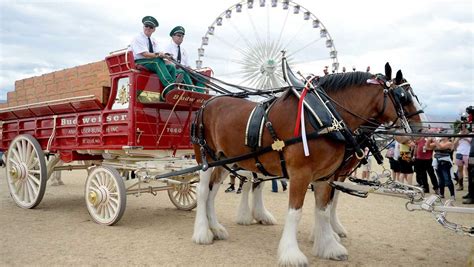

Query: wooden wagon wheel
[167,175,198,211]
[5,134,47,209]
[85,166,126,225]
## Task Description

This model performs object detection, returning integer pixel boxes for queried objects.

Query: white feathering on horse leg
[252,182,276,225]
[330,191,348,238]
[309,204,340,243]
[207,181,229,240]
[312,206,348,261]
[192,169,214,244]
[236,181,253,225]
[278,208,308,267]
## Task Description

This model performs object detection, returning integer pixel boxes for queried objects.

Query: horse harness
[190,62,423,184]
[191,86,365,182]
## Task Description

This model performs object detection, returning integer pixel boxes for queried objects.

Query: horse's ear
[395,70,403,84]
[385,63,392,80]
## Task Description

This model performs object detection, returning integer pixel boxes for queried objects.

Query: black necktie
[148,37,154,53]
[177,45,181,63]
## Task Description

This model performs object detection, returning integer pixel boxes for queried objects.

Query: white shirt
[457,137,472,155]
[394,141,400,159]
[164,41,189,67]
[129,32,162,60]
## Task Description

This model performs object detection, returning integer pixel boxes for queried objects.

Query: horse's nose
[409,122,423,133]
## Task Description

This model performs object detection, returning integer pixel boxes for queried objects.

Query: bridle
[371,76,424,133]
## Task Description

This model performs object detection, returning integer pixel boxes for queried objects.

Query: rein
[157,127,333,179]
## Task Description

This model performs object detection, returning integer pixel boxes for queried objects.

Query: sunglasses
[144,25,155,29]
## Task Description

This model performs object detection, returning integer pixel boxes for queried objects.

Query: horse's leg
[330,191,347,238]
[278,172,310,266]
[309,183,340,242]
[236,178,253,225]
[311,183,348,261]
[206,168,230,240]
[192,168,214,244]
[252,181,276,225]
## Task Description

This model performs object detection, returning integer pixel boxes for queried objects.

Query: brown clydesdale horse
[191,63,423,266]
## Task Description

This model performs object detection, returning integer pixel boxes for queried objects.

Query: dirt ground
[0,164,473,266]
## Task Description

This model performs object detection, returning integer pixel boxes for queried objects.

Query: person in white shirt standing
[165,26,205,92]
[454,123,472,191]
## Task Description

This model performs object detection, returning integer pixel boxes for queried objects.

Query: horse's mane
[318,71,373,92]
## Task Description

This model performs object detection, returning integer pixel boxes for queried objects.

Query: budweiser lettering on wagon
[60,114,128,126]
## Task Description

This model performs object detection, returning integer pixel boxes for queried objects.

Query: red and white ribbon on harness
[293,76,318,156]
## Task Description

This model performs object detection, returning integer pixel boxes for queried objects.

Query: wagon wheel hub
[9,163,28,181]
[9,166,19,180]
[88,187,108,206]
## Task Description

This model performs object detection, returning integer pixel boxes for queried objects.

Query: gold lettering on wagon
[172,94,205,104]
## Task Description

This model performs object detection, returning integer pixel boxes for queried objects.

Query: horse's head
[376,63,425,133]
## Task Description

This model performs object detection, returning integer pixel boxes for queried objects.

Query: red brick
[68,78,81,91]
[61,92,74,99]
[33,76,44,86]
[8,101,18,107]
[46,84,58,96]
[43,73,55,85]
[15,80,24,90]
[23,77,34,87]
[65,67,78,80]
[15,89,26,98]
[35,85,47,94]
[7,91,16,102]
[54,71,66,82]
[74,90,90,97]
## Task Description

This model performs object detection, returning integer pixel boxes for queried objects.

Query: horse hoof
[278,250,308,267]
[338,233,347,238]
[210,224,229,240]
[192,230,214,245]
[236,211,254,225]
[331,254,348,261]
[254,212,277,225]
[236,217,254,225]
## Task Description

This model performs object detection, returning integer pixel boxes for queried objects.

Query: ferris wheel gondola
[196,0,339,90]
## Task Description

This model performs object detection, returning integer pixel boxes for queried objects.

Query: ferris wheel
[196,0,339,90]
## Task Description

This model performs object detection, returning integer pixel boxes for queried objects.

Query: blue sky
[0,0,472,119]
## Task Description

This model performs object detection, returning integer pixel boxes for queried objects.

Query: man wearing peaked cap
[142,16,159,28]
[164,26,205,92]
[169,26,185,37]
[129,16,194,99]
[165,26,188,67]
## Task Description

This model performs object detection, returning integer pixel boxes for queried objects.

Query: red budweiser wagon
[0,50,212,225]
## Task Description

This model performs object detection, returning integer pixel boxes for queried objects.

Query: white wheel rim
[6,137,43,207]
[169,180,197,210]
[85,168,123,224]
[197,0,339,90]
